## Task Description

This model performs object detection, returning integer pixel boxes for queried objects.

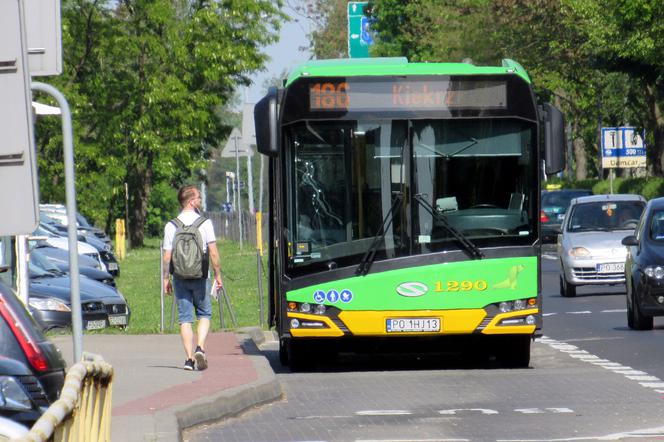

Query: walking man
[163,185,222,370]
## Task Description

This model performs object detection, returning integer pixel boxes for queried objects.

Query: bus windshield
[284,118,536,274]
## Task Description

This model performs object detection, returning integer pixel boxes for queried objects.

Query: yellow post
[256,211,263,256]
[115,219,126,260]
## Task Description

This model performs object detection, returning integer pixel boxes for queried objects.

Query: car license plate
[386,318,440,333]
[108,315,127,326]
[86,319,106,330]
[597,262,624,273]
[557,214,565,220]
[107,263,119,271]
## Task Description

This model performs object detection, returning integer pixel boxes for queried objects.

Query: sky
[240,4,312,105]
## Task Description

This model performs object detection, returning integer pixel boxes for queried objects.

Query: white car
[557,194,646,297]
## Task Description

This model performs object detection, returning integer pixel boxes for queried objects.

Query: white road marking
[438,408,498,415]
[539,335,664,398]
[566,311,592,314]
[355,410,412,416]
[542,313,557,317]
[497,425,664,441]
[600,309,627,313]
[357,439,469,442]
[626,375,660,381]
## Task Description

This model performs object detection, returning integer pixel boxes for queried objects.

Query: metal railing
[204,210,268,249]
[15,353,114,442]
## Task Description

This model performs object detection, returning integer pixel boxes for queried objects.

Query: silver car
[558,194,646,297]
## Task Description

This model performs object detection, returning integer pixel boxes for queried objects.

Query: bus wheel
[279,338,290,366]
[497,335,531,368]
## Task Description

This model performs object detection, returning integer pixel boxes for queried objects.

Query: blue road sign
[601,127,646,168]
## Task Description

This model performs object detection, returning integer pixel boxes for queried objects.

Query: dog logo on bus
[396,282,429,297]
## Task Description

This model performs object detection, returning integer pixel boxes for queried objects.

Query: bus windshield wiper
[355,193,403,276]
[413,194,484,260]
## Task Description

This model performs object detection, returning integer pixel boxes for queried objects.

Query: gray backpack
[169,217,209,279]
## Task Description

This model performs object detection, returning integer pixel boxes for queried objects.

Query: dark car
[30,248,115,287]
[541,189,593,242]
[31,244,103,272]
[622,197,664,330]
[0,279,66,427]
[38,221,120,277]
[28,260,130,332]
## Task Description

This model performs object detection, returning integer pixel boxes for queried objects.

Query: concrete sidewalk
[51,328,281,441]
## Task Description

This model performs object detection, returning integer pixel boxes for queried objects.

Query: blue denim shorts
[172,278,212,324]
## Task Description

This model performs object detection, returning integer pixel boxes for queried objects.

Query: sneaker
[194,346,208,370]
[183,359,195,371]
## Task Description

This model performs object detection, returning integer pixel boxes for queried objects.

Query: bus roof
[285,57,532,86]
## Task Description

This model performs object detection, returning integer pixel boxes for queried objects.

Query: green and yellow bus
[254,57,565,369]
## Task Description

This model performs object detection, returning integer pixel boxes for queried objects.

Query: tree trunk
[128,157,154,248]
[573,136,587,180]
[644,83,663,175]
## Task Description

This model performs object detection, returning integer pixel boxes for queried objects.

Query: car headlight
[569,247,592,259]
[644,266,664,279]
[29,297,71,312]
[0,376,32,411]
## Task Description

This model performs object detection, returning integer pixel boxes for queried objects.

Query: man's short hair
[178,185,199,208]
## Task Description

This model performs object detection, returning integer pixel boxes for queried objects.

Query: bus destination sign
[309,79,507,112]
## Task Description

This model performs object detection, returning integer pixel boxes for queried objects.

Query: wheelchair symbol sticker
[313,290,326,304]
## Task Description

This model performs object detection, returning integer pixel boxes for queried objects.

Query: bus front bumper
[286,308,538,338]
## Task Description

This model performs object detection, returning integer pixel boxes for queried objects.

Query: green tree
[35,0,287,247]
[564,0,664,174]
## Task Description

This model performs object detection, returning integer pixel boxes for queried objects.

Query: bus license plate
[597,262,624,274]
[86,320,106,330]
[386,318,440,333]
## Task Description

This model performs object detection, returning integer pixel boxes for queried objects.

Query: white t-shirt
[163,211,216,252]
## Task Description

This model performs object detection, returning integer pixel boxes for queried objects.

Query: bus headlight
[513,299,526,310]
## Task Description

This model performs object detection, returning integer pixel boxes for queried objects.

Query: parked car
[40,204,112,244]
[0,279,66,427]
[37,221,119,276]
[622,197,664,330]
[541,189,593,243]
[558,194,646,297]
[29,226,106,271]
[30,248,115,287]
[28,258,130,332]
[30,244,103,273]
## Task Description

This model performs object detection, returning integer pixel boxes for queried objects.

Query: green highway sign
[347,2,373,58]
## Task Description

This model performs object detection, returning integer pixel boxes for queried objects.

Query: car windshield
[567,200,644,232]
[648,210,664,240]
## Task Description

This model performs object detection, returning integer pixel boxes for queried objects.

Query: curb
[157,327,281,441]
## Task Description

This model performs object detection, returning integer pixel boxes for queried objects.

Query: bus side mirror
[254,86,279,157]
[543,103,565,175]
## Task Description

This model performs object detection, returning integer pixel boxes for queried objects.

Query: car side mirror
[621,235,638,246]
